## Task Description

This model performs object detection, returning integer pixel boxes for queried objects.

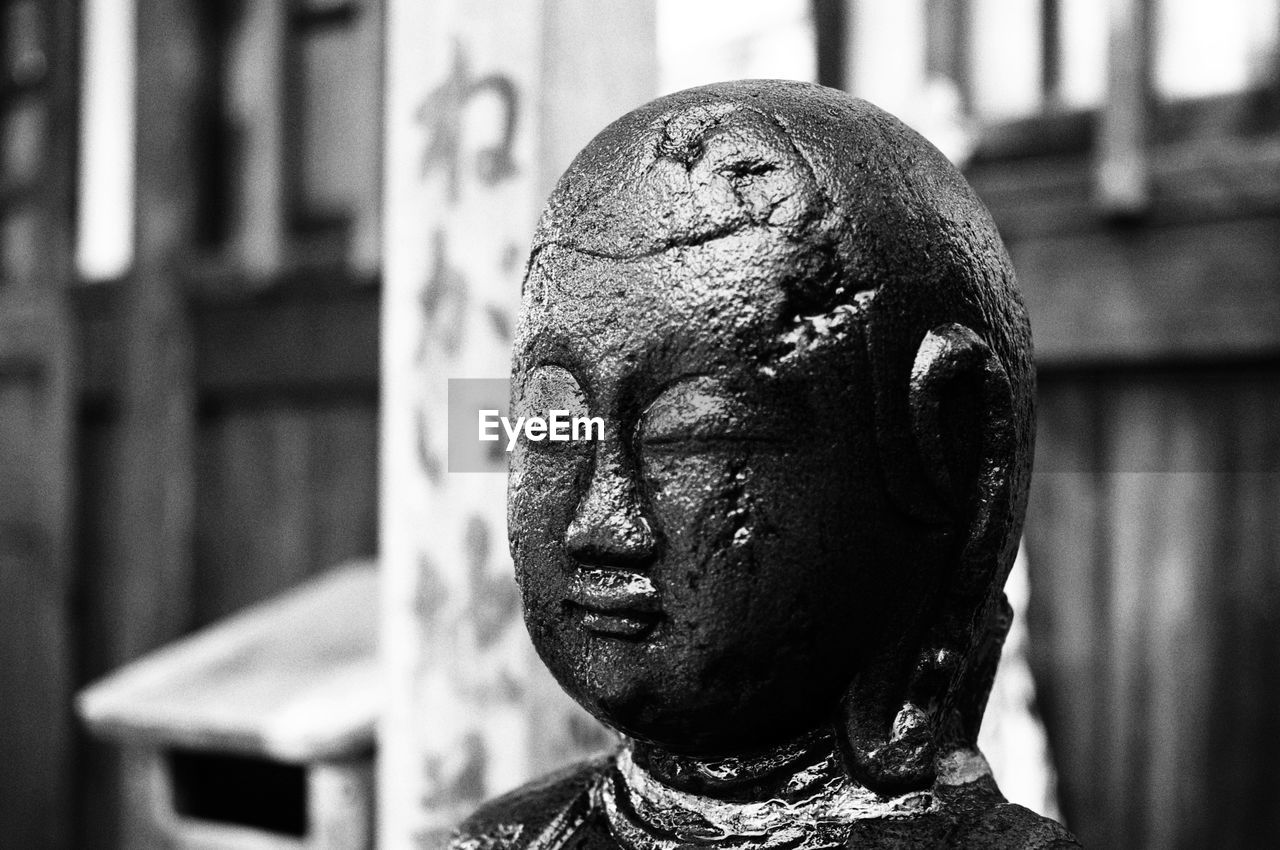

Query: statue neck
[603,732,940,849]
[626,729,835,800]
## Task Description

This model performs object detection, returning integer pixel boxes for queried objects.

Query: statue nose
[565,455,657,568]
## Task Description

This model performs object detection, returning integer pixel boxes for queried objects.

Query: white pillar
[846,0,977,164]
[77,0,136,281]
[379,3,655,846]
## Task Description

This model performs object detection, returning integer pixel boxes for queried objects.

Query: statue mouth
[567,568,661,638]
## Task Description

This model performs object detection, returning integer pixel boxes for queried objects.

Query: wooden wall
[971,146,1280,847]
[0,0,78,846]
[75,396,379,848]
[62,2,385,846]
[1027,367,1280,849]
[811,1,1280,844]
[194,399,378,625]
[73,280,381,848]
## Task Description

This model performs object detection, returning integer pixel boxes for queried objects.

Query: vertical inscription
[382,4,656,847]
[382,4,543,847]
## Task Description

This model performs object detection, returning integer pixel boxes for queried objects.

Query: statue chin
[449,79,1076,849]
[520,551,875,759]
[556,670,847,763]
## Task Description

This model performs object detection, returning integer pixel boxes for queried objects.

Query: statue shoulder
[448,754,614,850]
[948,803,1082,849]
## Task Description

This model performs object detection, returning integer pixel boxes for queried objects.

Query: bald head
[528,79,1032,525]
[510,81,1034,771]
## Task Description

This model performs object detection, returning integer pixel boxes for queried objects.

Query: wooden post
[226,0,287,278]
[812,0,847,89]
[379,2,655,845]
[1096,0,1153,215]
[0,0,78,845]
[103,0,201,845]
[117,0,200,666]
[926,0,971,110]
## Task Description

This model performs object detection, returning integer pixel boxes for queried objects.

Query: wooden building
[2,1,382,846]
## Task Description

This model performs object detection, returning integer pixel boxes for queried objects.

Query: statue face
[509,230,920,756]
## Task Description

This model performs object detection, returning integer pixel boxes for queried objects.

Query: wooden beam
[1009,215,1280,365]
[75,280,380,405]
[971,135,1280,239]
[968,134,1280,364]
[194,287,380,403]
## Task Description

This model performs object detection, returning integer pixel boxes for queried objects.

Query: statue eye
[512,365,593,453]
[516,365,586,416]
[638,377,784,449]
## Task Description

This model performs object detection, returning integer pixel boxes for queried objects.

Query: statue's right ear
[907,323,1015,523]
[841,324,1018,794]
[905,322,1018,747]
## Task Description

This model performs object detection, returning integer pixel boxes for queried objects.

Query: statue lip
[568,568,661,638]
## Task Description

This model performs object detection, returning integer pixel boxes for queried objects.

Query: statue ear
[907,322,1017,716]
[841,324,1018,793]
[908,323,1015,523]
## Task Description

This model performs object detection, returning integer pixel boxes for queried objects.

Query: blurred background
[3,0,1279,848]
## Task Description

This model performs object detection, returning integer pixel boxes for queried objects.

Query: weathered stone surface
[453,79,1077,849]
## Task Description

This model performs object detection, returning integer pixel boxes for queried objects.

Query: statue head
[507,80,1034,794]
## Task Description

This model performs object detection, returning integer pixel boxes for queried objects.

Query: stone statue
[452,80,1079,849]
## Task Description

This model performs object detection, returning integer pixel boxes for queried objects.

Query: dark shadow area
[168,749,308,836]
